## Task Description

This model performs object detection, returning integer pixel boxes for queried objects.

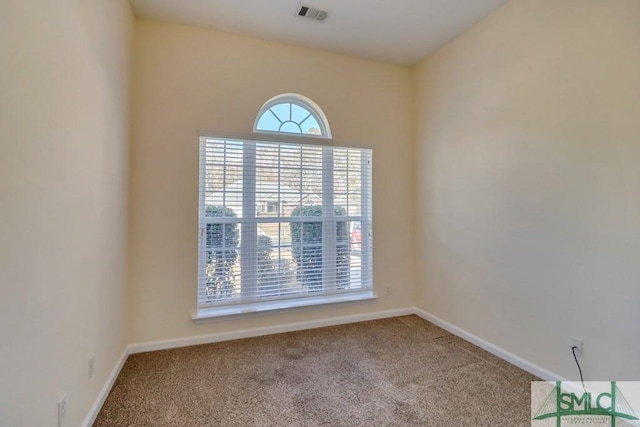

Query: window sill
[193,291,377,321]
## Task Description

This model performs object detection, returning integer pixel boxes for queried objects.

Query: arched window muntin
[253,93,332,139]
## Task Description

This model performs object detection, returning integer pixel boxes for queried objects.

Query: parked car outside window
[350,222,361,250]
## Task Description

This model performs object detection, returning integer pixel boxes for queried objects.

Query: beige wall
[5,3,639,424]
[414,0,640,380]
[129,21,415,343]
[0,1,133,426]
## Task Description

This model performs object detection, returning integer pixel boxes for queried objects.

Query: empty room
[1,0,639,426]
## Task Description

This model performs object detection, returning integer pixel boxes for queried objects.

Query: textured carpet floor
[94,316,537,426]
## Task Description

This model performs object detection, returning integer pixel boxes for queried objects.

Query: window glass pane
[221,192,243,217]
[302,170,322,193]
[348,170,362,193]
[334,149,348,170]
[348,150,362,170]
[224,168,243,185]
[256,167,277,189]
[279,223,292,246]
[336,243,351,290]
[256,194,278,217]
[203,142,243,195]
[290,219,323,292]
[348,221,362,250]
[302,193,322,208]
[204,223,241,303]
[291,104,312,123]
[257,223,301,297]
[346,253,363,289]
[290,204,322,218]
[299,249,323,292]
[337,219,350,244]
[348,195,362,216]
[274,248,301,294]
[281,145,301,168]
[202,140,244,217]
[300,115,321,135]
[254,97,327,137]
[255,113,279,132]
[204,192,244,217]
[281,168,301,192]
[225,142,243,163]
[334,170,348,194]
[270,104,290,122]
[301,145,323,168]
[204,167,225,188]
[280,121,301,134]
[256,145,279,166]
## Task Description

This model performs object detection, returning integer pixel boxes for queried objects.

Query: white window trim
[195,132,373,320]
[197,130,371,150]
[193,291,377,320]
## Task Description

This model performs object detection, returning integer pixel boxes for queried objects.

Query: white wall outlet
[57,394,67,426]
[88,356,95,379]
[571,337,583,358]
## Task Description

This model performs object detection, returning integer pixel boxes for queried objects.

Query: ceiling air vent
[295,4,329,22]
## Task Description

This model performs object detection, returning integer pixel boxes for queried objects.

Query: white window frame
[253,93,332,138]
[193,133,377,320]
[195,95,374,320]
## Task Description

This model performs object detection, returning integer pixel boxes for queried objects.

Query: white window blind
[197,136,373,314]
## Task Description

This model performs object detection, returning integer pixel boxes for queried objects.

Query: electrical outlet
[57,394,67,427]
[88,356,95,379]
[385,285,391,296]
[571,337,583,358]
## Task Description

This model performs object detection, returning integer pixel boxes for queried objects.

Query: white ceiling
[129,0,508,65]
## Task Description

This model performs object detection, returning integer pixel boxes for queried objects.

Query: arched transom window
[254,93,331,138]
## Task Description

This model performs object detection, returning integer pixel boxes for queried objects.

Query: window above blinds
[253,93,332,138]
[197,136,373,317]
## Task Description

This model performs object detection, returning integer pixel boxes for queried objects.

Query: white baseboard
[129,307,415,354]
[413,308,560,381]
[82,346,129,427]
